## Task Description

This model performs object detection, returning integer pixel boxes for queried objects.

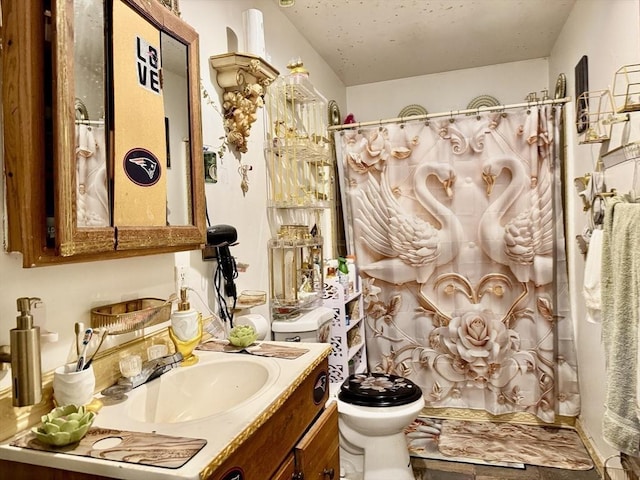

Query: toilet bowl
[336,372,424,480]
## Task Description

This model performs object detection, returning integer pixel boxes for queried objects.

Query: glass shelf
[601,142,640,169]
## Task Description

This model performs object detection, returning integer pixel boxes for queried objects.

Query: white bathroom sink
[125,354,281,424]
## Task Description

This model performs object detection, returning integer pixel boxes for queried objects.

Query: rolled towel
[582,228,603,323]
[235,313,269,340]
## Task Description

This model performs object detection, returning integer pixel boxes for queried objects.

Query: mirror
[75,0,194,229]
[110,0,204,251]
[161,32,191,226]
[2,0,205,267]
[74,0,109,229]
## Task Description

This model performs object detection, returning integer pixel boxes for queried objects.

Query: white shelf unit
[323,277,368,385]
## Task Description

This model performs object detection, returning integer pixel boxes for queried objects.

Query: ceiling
[274,0,576,86]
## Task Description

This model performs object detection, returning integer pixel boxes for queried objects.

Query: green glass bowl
[228,325,258,347]
[32,404,95,447]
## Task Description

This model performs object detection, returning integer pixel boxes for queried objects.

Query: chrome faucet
[117,352,183,389]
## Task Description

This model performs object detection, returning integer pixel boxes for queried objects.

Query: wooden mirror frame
[2,0,206,267]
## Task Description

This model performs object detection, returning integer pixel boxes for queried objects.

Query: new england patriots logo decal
[313,371,328,404]
[123,148,161,186]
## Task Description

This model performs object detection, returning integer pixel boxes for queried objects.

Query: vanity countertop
[0,341,332,480]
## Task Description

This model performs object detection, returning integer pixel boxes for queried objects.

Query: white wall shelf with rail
[323,276,367,385]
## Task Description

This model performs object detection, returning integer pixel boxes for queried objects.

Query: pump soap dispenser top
[11,297,43,406]
[171,288,199,341]
[169,288,202,366]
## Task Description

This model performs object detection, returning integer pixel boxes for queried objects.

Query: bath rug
[405,417,524,469]
[437,419,594,470]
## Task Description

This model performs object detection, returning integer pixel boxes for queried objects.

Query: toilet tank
[271,307,334,343]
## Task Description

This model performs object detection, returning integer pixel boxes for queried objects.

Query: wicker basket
[90,298,171,335]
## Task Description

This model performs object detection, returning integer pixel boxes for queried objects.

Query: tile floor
[411,457,603,479]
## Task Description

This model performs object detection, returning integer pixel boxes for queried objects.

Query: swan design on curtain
[479,155,554,286]
[336,105,579,423]
[353,163,463,286]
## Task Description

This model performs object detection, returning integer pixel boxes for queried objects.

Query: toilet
[335,372,424,480]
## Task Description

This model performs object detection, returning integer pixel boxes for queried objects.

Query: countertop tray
[11,427,206,469]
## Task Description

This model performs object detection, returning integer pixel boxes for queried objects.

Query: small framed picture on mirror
[575,55,589,134]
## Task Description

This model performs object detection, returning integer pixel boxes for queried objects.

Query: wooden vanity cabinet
[208,357,339,480]
[291,401,339,480]
[269,403,338,480]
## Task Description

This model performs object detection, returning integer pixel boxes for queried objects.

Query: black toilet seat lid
[338,372,423,407]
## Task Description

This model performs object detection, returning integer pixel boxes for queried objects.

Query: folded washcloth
[583,228,603,323]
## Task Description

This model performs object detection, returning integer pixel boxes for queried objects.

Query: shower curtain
[334,105,579,423]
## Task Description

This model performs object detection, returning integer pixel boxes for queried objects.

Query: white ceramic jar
[52,363,96,406]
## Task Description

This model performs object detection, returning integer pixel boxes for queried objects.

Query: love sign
[136,36,161,94]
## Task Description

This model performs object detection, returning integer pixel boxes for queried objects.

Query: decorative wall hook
[209,52,279,154]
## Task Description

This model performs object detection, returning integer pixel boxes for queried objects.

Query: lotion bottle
[168,288,202,366]
[11,297,42,406]
[171,288,199,341]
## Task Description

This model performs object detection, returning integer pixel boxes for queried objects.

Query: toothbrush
[74,322,84,356]
[83,328,107,370]
[76,328,93,372]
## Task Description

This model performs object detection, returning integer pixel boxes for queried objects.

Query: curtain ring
[476,108,481,121]
[449,111,455,123]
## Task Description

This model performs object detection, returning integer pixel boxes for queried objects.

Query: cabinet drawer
[295,401,339,479]
[272,453,296,480]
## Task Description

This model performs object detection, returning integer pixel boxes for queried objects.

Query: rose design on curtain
[428,307,534,389]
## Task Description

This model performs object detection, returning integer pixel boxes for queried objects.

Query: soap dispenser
[168,288,202,366]
[11,297,43,406]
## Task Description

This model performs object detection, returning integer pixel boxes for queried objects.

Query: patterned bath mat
[406,417,524,469]
[407,417,594,470]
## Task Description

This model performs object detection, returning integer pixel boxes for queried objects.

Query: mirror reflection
[74,0,109,228]
[161,32,191,226]
[71,0,193,230]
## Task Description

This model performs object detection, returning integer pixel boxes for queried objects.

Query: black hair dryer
[205,224,238,298]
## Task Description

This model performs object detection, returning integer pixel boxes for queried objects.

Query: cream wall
[0,1,346,391]
[549,0,640,462]
[178,0,347,322]
[347,58,549,121]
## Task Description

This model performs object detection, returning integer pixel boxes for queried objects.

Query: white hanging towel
[582,228,603,323]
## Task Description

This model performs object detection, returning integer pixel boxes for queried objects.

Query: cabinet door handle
[285,335,301,342]
[322,468,335,479]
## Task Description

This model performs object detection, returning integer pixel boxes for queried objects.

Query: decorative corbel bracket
[209,52,279,153]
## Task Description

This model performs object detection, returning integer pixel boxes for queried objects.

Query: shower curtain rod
[327,97,570,131]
